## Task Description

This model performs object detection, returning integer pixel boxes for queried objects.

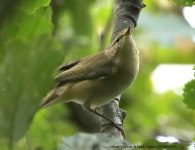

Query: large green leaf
[0,34,62,144]
[0,1,63,147]
[18,0,51,14]
[0,6,53,70]
[0,7,53,44]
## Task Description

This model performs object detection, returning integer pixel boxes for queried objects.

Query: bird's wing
[58,59,81,71]
[55,51,116,83]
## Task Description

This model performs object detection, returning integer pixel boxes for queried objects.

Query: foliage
[0,0,63,148]
[170,0,195,6]
[18,0,51,14]
[0,34,62,141]
[0,0,195,150]
[182,67,195,109]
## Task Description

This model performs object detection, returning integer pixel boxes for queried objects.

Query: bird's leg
[94,106,100,112]
[83,101,125,138]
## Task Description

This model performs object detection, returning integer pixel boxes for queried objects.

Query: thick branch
[111,0,145,41]
[100,0,145,140]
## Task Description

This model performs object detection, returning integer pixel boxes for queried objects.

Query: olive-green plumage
[40,26,139,109]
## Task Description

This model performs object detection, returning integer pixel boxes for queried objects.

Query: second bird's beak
[125,26,131,35]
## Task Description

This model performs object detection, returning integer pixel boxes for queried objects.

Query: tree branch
[111,0,146,41]
[99,0,145,140]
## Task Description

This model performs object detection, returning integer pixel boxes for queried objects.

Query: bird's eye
[133,36,135,40]
[115,37,120,43]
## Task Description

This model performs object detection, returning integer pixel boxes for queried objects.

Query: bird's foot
[84,107,125,139]
[111,122,125,138]
[94,106,100,112]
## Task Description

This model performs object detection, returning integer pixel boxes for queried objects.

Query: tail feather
[40,87,59,109]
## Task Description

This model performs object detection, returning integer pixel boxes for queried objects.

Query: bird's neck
[117,39,138,64]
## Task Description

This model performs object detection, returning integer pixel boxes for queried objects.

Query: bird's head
[106,26,136,55]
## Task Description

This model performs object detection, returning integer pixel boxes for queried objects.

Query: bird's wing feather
[58,59,81,71]
[55,51,116,83]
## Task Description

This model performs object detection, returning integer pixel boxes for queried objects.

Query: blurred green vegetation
[183,79,195,109]
[0,0,195,150]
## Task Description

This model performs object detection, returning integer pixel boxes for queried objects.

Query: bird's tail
[40,87,60,109]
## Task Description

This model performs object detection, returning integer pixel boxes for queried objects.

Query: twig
[98,5,114,51]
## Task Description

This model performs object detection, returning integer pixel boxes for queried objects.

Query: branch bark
[99,0,145,140]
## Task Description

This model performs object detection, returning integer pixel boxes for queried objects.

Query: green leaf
[0,35,62,144]
[170,0,195,6]
[183,79,195,110]
[0,7,53,44]
[0,0,63,146]
[18,0,51,14]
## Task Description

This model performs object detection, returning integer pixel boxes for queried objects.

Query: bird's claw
[113,122,126,139]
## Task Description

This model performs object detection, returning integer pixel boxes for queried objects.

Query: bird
[40,26,139,135]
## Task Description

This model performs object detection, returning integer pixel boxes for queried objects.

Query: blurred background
[0,0,195,149]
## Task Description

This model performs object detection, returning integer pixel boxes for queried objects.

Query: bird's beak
[125,26,131,35]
